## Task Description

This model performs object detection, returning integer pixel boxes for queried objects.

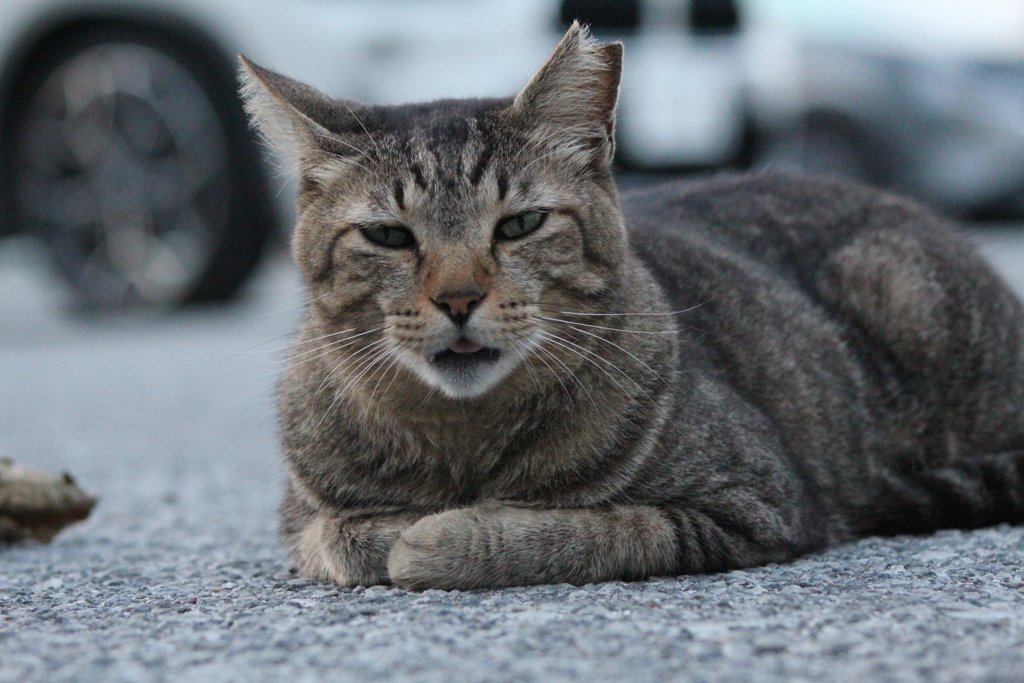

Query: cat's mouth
[429,338,501,365]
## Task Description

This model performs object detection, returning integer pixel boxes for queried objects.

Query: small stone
[0,459,96,543]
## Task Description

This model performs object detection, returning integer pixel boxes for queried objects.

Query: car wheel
[6,25,274,308]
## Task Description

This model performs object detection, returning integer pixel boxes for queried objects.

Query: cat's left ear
[513,22,623,165]
[238,56,372,183]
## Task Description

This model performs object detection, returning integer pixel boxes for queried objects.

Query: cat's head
[241,23,626,399]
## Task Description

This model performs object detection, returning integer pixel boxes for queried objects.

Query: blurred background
[1,0,1024,313]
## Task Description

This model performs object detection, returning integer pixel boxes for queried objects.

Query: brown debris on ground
[0,458,97,543]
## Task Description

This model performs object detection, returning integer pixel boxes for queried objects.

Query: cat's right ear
[512,22,623,167]
[238,56,370,180]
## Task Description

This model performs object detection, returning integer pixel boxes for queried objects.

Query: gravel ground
[2,236,1024,683]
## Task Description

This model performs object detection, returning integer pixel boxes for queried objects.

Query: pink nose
[432,288,485,326]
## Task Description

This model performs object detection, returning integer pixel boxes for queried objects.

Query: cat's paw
[291,509,419,587]
[387,503,674,589]
[387,505,501,591]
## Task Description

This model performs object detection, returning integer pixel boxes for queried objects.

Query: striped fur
[241,24,1024,590]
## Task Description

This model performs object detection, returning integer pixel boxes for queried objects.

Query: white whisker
[531,341,578,407]
[378,352,410,399]
[277,327,389,375]
[508,339,543,394]
[538,329,642,399]
[341,100,383,158]
[311,337,390,407]
[537,316,678,336]
[536,299,713,317]
[223,312,386,365]
[248,293,326,320]
[545,321,663,380]
[316,345,393,427]
[367,352,404,405]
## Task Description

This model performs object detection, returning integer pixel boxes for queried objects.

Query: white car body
[0,0,794,305]
[755,0,1024,216]
[0,0,790,187]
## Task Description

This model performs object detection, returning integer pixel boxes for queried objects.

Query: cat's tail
[857,451,1024,536]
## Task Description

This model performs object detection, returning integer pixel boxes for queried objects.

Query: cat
[239,23,1024,591]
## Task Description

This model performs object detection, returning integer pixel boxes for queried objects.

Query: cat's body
[242,25,1024,590]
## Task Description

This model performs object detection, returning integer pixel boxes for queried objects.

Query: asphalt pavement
[2,225,1024,683]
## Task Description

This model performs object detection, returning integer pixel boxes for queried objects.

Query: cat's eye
[361,224,415,249]
[495,211,547,241]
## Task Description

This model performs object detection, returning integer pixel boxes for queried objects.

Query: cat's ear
[238,56,371,179]
[512,22,623,165]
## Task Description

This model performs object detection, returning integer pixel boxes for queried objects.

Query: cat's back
[621,172,998,318]
[624,172,949,289]
[622,171,1024,481]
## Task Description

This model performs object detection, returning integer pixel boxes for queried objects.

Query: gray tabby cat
[240,23,1024,590]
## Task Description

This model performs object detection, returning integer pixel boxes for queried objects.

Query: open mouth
[429,338,501,366]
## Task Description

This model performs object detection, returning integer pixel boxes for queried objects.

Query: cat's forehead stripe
[497,173,509,202]
[393,180,405,211]
[468,146,494,187]
[410,164,428,190]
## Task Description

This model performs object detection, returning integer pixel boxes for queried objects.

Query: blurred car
[755,0,1024,219]
[0,0,788,308]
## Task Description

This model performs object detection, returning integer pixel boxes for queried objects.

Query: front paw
[388,503,679,590]
[388,506,499,591]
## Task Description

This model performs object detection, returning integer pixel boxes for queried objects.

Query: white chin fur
[400,349,523,400]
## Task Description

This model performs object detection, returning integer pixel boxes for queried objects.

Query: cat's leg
[388,504,675,590]
[860,450,1024,536]
[387,501,804,590]
[281,484,421,586]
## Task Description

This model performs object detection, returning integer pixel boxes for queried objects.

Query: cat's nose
[432,287,485,327]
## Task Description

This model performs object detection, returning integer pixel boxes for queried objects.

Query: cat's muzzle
[429,341,501,367]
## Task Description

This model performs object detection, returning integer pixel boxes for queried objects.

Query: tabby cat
[240,24,1024,590]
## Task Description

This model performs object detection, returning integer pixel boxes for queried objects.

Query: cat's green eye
[361,224,415,249]
[496,211,547,241]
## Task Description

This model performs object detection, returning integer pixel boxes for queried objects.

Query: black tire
[4,22,275,308]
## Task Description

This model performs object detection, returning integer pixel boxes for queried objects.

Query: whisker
[531,340,578,408]
[508,339,543,394]
[235,327,368,361]
[540,341,596,407]
[414,384,439,412]
[538,329,643,400]
[537,316,679,336]
[378,352,410,399]
[311,337,390,407]
[317,345,393,427]
[279,326,390,373]
[249,328,360,361]
[535,299,713,317]
[222,312,386,364]
[288,326,381,357]
[315,128,381,179]
[510,127,562,164]
[248,293,327,320]
[245,329,389,387]
[341,100,383,158]
[281,315,390,351]
[546,321,663,381]
[340,349,394,401]
[367,352,404,405]
[519,144,572,174]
